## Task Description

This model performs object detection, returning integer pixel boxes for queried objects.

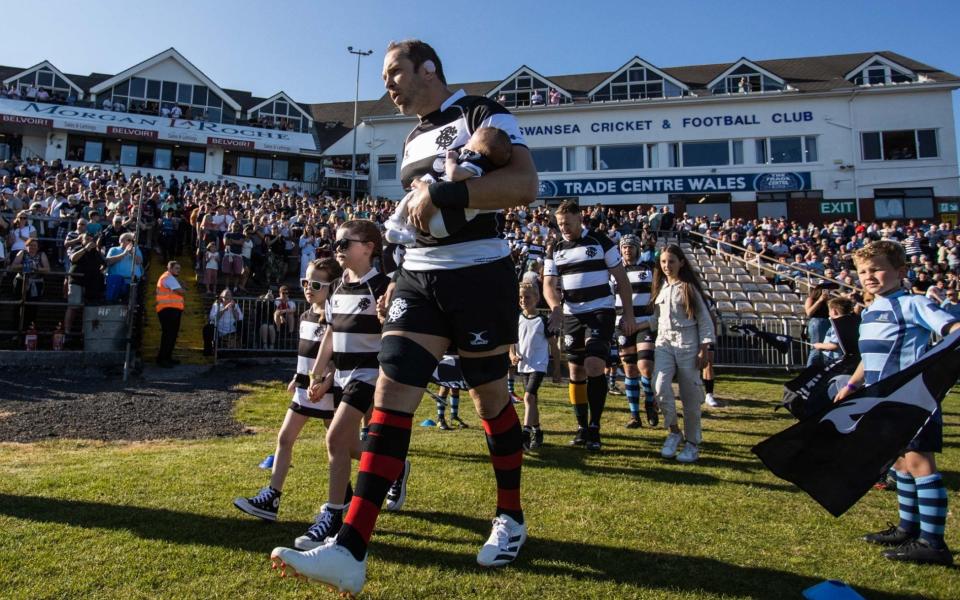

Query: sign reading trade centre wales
[538,172,811,197]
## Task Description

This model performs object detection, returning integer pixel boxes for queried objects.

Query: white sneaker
[294,503,345,550]
[704,393,719,407]
[660,432,682,458]
[271,539,366,595]
[676,442,699,463]
[477,514,527,567]
[384,459,410,512]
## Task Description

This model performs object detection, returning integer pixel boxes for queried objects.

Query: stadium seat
[748,292,767,302]
[741,283,759,292]
[754,302,776,313]
[702,266,719,274]
[758,283,776,292]
[736,275,752,283]
[711,291,731,301]
[725,282,743,293]
[708,281,726,291]
[782,293,800,303]
[730,291,748,302]
[776,285,792,293]
[732,267,748,276]
[716,301,735,313]
[773,303,793,313]
[704,273,721,282]
[734,301,753,313]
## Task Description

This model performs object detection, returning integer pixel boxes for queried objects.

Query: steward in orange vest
[156,261,185,367]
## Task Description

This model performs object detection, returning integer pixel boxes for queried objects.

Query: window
[565,147,576,171]
[874,188,934,219]
[377,155,397,180]
[83,140,102,162]
[646,144,659,169]
[161,81,177,102]
[681,141,729,167]
[591,65,685,101]
[146,79,161,100]
[250,96,310,132]
[492,72,563,108]
[192,85,208,106]
[756,136,817,163]
[532,148,564,172]
[668,143,680,168]
[272,159,288,181]
[851,61,915,85]
[304,161,320,183]
[597,145,643,170]
[732,140,744,165]
[712,65,784,94]
[255,158,272,179]
[587,146,598,170]
[237,156,255,177]
[861,130,938,161]
[188,151,205,173]
[177,83,192,104]
[153,148,172,170]
[120,144,138,166]
[769,137,803,164]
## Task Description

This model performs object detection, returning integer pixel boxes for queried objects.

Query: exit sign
[820,201,856,215]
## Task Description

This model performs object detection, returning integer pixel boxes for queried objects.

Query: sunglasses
[301,278,332,291]
[333,238,366,252]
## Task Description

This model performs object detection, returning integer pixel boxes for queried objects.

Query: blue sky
[2,0,958,143]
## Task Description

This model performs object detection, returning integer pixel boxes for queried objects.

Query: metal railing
[714,315,809,370]
[209,295,303,360]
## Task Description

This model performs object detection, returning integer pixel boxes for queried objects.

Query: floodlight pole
[347,46,373,203]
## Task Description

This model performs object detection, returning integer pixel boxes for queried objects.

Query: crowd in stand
[2,152,959,355]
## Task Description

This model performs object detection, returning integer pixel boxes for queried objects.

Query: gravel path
[0,361,285,442]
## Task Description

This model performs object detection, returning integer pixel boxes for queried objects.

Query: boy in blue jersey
[834,240,959,566]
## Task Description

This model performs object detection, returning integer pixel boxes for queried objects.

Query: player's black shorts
[521,371,544,395]
[562,309,615,360]
[616,327,656,349]
[906,411,942,453]
[289,385,342,420]
[384,257,518,352]
[340,380,375,414]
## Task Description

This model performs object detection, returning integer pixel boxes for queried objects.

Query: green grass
[1,375,958,599]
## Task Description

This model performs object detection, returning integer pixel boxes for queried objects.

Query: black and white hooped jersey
[291,309,337,413]
[380,242,406,280]
[399,89,526,271]
[517,312,553,374]
[544,230,621,315]
[523,242,545,261]
[325,268,391,388]
[613,261,655,324]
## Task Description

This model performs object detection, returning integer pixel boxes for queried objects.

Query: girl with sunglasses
[290,220,397,551]
[234,257,342,523]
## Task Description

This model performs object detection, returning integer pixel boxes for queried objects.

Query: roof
[0,49,953,152]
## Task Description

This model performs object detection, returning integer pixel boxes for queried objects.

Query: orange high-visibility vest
[156,271,185,312]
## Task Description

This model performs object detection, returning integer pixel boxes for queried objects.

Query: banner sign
[538,172,811,197]
[0,99,317,153]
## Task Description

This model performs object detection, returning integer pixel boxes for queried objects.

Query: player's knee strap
[460,353,509,388]
[378,335,438,388]
[584,337,610,360]
[637,349,655,362]
[621,352,639,365]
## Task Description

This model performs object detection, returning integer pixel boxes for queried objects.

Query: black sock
[704,378,715,395]
[344,481,353,505]
[587,374,608,428]
[574,404,588,428]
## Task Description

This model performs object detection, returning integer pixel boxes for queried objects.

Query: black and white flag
[753,330,960,517]
[431,354,469,390]
[731,324,795,354]
[779,355,859,420]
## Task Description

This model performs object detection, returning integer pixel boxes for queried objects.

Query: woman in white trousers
[648,244,715,464]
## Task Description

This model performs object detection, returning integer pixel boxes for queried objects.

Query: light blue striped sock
[436,394,446,419]
[915,473,947,548]
[624,376,640,418]
[450,390,460,418]
[896,471,920,534]
[640,375,654,405]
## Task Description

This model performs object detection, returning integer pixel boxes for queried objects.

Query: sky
[1,0,958,145]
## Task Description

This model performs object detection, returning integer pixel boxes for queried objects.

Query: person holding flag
[833,241,960,566]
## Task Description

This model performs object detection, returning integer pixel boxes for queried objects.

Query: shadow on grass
[0,494,309,553]
[381,509,925,600]
[0,496,924,599]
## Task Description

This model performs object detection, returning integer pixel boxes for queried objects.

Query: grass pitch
[0,374,957,599]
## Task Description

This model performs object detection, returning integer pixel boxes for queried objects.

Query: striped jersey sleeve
[326,269,390,387]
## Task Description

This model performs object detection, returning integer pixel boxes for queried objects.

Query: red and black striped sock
[335,408,412,561]
[482,402,524,524]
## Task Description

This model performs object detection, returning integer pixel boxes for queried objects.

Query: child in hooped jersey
[233,257,342,523]
[835,241,959,566]
[297,220,401,551]
[510,282,553,451]
[647,244,715,464]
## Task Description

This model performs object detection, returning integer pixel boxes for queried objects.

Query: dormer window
[593,67,684,101]
[711,65,783,94]
[850,60,914,85]
[490,67,570,108]
[588,58,689,103]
